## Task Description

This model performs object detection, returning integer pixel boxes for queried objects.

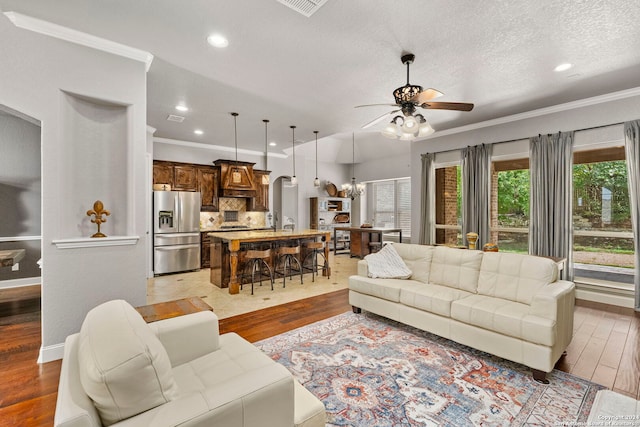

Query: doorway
[272,176,298,230]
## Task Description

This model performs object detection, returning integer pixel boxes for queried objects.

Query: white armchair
[54,300,325,427]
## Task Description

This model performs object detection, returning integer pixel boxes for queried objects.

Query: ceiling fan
[357,53,474,139]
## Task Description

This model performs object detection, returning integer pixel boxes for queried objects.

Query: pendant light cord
[290,125,296,177]
[352,132,355,180]
[231,112,239,166]
[263,119,269,170]
[314,131,319,178]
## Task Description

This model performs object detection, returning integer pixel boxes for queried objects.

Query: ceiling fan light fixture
[401,115,418,132]
[382,121,399,138]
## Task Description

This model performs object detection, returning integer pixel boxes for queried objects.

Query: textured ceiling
[1,0,639,163]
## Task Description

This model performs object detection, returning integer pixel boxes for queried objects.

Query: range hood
[214,159,257,198]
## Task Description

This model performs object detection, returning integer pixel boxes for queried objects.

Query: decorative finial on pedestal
[86,200,110,238]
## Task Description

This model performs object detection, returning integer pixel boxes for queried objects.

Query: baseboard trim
[38,342,65,363]
[575,290,637,316]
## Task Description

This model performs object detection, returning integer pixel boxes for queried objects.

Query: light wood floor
[1,284,638,426]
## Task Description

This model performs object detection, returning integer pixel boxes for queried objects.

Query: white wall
[0,15,148,361]
[410,92,640,242]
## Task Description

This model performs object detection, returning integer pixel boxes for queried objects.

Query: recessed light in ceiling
[554,63,573,72]
[194,129,204,135]
[269,142,277,146]
[207,33,229,48]
[175,105,189,112]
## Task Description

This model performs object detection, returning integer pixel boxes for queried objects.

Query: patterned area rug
[256,312,605,426]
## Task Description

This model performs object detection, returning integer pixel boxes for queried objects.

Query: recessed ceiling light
[207,33,229,48]
[554,63,573,72]
[175,105,189,112]
[269,142,277,147]
[194,129,204,135]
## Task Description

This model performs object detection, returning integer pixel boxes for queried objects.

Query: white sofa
[349,243,575,383]
[54,299,325,427]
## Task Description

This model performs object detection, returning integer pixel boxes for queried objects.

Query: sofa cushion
[400,283,473,317]
[428,246,483,293]
[477,252,558,305]
[350,275,418,303]
[391,243,435,283]
[451,294,557,346]
[364,243,412,279]
[78,300,178,426]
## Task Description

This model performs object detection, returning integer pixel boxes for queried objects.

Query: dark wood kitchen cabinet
[248,169,270,212]
[152,162,174,189]
[197,166,219,212]
[201,232,211,268]
[173,164,197,191]
[152,160,197,191]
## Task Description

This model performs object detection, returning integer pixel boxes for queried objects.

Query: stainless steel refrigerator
[153,191,201,275]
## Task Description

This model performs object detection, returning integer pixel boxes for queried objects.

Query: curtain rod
[423,121,627,155]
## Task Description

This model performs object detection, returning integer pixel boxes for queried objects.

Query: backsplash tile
[199,197,266,230]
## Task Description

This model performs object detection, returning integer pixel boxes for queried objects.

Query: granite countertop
[207,229,329,242]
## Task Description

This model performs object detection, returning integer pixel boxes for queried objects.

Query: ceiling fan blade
[420,101,474,111]
[361,109,400,129]
[411,88,444,104]
[355,103,399,108]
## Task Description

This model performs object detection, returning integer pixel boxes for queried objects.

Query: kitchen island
[208,229,331,294]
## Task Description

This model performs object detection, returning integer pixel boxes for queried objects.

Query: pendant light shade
[290,125,298,186]
[313,130,320,187]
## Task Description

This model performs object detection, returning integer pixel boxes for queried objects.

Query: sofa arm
[148,311,220,367]
[529,280,575,320]
[529,280,575,350]
[357,259,369,277]
[120,363,295,427]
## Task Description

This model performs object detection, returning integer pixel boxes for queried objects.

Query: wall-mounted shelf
[52,235,140,249]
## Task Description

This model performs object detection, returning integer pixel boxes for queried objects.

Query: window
[572,146,634,283]
[492,158,530,253]
[434,165,462,245]
[370,178,411,241]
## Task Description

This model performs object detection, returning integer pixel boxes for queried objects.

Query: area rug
[256,312,605,426]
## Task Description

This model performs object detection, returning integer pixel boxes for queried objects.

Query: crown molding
[423,86,640,140]
[154,137,289,159]
[3,11,154,71]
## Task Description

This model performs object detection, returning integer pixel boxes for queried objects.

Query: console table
[333,227,402,258]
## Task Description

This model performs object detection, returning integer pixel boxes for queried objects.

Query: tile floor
[147,252,359,319]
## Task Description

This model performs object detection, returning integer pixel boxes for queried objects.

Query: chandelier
[342,133,365,199]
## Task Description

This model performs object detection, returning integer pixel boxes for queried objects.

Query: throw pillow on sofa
[78,300,179,426]
[364,243,412,279]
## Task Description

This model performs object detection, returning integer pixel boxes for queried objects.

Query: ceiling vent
[276,0,328,17]
[166,114,185,122]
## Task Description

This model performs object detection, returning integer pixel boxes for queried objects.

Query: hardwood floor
[0,286,638,426]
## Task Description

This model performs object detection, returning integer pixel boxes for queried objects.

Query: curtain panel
[624,120,640,311]
[529,131,574,281]
[419,153,436,245]
[461,144,492,248]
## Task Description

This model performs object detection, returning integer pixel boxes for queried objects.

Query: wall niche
[59,92,129,238]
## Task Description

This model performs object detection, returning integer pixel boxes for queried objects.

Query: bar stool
[275,242,303,287]
[240,247,274,295]
[302,240,328,282]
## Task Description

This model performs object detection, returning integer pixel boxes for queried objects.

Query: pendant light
[313,130,320,187]
[261,119,270,185]
[230,112,242,183]
[290,125,298,186]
